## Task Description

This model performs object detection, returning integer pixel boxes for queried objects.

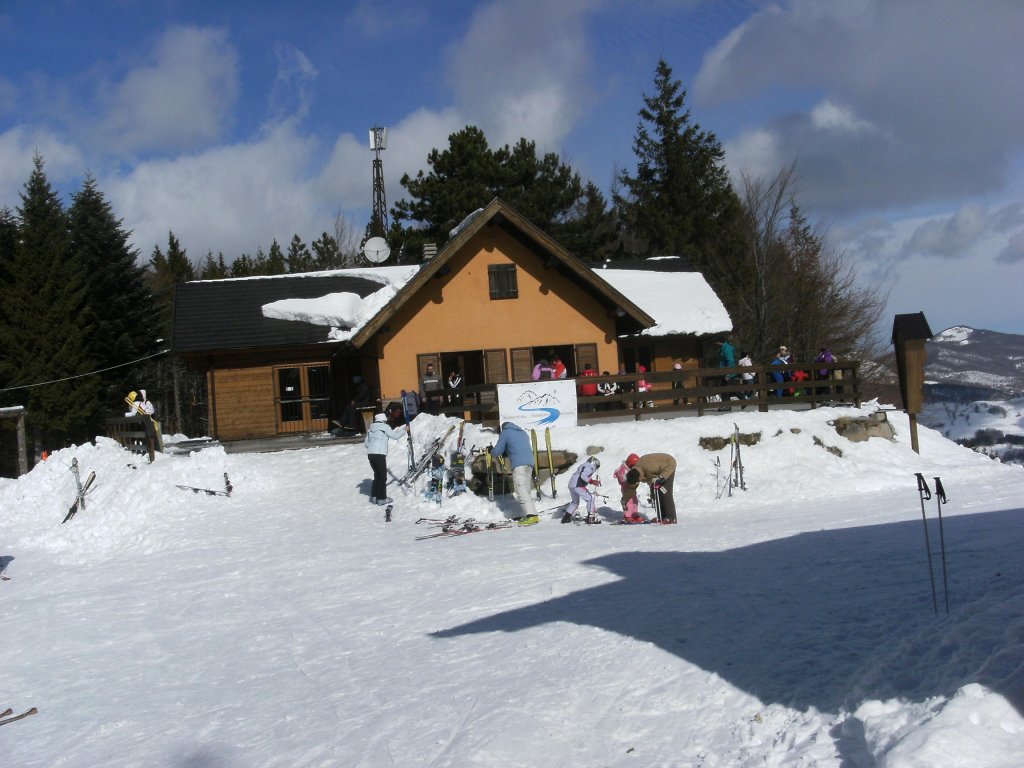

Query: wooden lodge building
[171,198,732,441]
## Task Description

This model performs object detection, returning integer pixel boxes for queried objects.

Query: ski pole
[934,476,950,614]
[915,473,938,613]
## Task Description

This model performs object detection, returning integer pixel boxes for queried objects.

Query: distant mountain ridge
[924,325,1024,400]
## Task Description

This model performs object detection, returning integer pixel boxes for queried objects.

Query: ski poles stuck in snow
[915,473,950,614]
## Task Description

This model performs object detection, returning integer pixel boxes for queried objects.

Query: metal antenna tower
[368,125,388,239]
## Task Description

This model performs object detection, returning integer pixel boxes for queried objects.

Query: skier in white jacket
[365,413,407,505]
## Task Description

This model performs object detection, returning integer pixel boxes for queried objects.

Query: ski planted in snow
[530,429,543,500]
[544,427,557,497]
[399,423,459,488]
[62,458,96,524]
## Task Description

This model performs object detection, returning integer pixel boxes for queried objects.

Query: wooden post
[0,406,30,476]
[16,411,28,476]
[891,313,933,454]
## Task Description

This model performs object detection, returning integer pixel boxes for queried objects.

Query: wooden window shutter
[574,343,598,374]
[510,347,534,382]
[484,348,509,384]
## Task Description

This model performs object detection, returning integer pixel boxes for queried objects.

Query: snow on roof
[258,264,730,343]
[597,268,732,337]
[259,265,420,342]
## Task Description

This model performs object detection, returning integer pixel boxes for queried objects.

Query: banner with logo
[497,380,578,429]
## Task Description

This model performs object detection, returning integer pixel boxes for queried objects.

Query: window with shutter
[487,264,518,299]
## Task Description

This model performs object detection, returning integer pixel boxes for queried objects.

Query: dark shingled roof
[172,273,385,353]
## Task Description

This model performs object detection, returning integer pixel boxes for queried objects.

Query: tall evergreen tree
[286,234,313,273]
[391,126,584,254]
[147,231,194,338]
[0,206,19,391]
[198,251,230,279]
[311,232,340,270]
[615,59,748,301]
[68,174,156,406]
[266,239,286,274]
[0,155,102,446]
[555,182,619,262]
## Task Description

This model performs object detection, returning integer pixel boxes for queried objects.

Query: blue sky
[1,0,1022,336]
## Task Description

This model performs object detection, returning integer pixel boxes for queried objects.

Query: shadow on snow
[433,508,1024,716]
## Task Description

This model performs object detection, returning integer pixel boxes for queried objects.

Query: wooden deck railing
[418,361,860,424]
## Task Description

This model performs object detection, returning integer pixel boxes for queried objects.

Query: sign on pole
[497,381,578,429]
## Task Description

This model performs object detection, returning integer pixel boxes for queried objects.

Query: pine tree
[0,155,102,446]
[555,182,618,262]
[266,239,286,274]
[147,231,194,337]
[311,232,340,270]
[616,59,747,298]
[391,125,585,254]
[198,250,229,279]
[68,174,156,406]
[0,206,19,390]
[231,253,256,277]
[286,234,313,273]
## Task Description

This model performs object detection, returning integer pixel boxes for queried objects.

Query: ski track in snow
[1,405,1022,767]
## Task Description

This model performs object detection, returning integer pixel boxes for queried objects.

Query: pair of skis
[399,423,459,488]
[415,517,512,540]
[716,424,747,498]
[62,458,96,524]
[176,473,233,497]
[528,428,558,499]
[0,706,37,726]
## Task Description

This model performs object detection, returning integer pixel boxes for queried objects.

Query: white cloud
[0,126,82,205]
[697,0,1024,215]
[268,43,318,124]
[92,25,239,155]
[997,230,1024,265]
[104,125,321,261]
[316,106,466,216]
[904,204,989,259]
[809,100,875,134]
[445,0,599,150]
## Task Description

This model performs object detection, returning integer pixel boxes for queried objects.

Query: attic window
[488,264,518,300]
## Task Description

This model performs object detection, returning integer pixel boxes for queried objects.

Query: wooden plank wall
[209,366,277,441]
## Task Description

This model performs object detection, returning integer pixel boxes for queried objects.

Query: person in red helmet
[625,452,678,523]
[614,454,646,523]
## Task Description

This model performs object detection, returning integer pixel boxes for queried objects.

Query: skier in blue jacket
[365,412,407,505]
[490,422,537,520]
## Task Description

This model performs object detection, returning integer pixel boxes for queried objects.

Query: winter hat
[373,413,387,422]
[626,453,639,467]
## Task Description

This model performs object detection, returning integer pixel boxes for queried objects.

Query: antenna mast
[368,125,388,239]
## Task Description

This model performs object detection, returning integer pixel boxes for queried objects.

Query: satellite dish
[362,236,390,264]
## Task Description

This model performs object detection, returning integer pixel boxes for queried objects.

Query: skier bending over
[632,452,678,524]
[561,456,602,524]
[490,422,538,521]
[365,413,407,506]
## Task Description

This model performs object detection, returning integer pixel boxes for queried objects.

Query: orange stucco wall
[373,227,619,398]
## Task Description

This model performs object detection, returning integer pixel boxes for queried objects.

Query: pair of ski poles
[915,473,950,614]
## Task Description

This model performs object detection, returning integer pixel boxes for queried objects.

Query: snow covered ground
[2,403,1022,767]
